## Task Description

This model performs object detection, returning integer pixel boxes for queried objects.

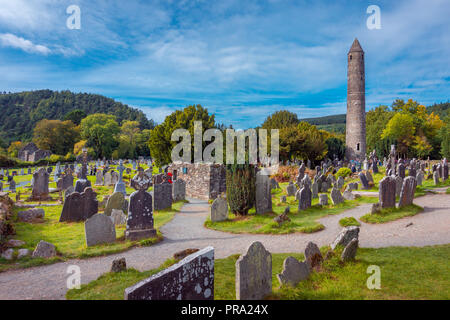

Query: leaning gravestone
[256,171,272,214]
[59,187,98,222]
[379,176,396,209]
[398,176,417,207]
[331,226,360,250]
[330,186,344,205]
[359,172,369,190]
[341,238,359,262]
[210,196,228,222]
[125,246,214,300]
[172,178,186,202]
[277,256,309,287]
[236,241,272,300]
[153,181,172,211]
[104,192,127,216]
[85,213,116,247]
[304,242,323,270]
[297,186,312,211]
[30,168,50,201]
[126,168,156,240]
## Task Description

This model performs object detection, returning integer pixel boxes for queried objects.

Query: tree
[80,114,120,158]
[297,122,328,161]
[279,126,306,161]
[226,164,256,216]
[261,110,299,130]
[381,113,415,157]
[325,137,345,160]
[366,105,394,158]
[149,105,216,166]
[7,141,23,158]
[64,109,87,125]
[439,116,450,159]
[33,119,80,155]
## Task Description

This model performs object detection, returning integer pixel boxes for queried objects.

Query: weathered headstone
[104,171,112,186]
[330,186,344,205]
[416,171,423,186]
[286,182,296,197]
[104,192,127,216]
[110,209,127,225]
[85,213,116,247]
[277,256,309,287]
[172,178,186,202]
[359,172,369,190]
[153,181,173,211]
[210,196,228,222]
[331,226,360,250]
[398,176,417,207]
[59,187,98,222]
[32,240,56,258]
[297,186,312,211]
[126,168,156,240]
[397,163,405,179]
[395,175,403,197]
[125,246,214,300]
[305,242,323,270]
[256,172,272,214]
[433,171,440,185]
[236,242,272,300]
[341,238,358,262]
[31,168,50,201]
[319,193,328,206]
[337,176,345,189]
[56,173,73,191]
[379,176,396,208]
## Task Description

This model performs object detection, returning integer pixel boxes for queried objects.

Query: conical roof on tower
[349,38,364,53]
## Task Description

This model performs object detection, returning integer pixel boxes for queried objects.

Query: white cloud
[0,33,51,55]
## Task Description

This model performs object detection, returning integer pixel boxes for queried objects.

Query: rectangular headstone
[124,247,214,300]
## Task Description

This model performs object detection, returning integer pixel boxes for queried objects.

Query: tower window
[349,55,352,60]
[356,143,360,151]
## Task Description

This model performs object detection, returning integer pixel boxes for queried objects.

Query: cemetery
[0,3,449,304]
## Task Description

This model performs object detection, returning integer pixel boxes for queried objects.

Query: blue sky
[0,0,448,128]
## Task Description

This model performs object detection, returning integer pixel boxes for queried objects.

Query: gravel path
[0,193,448,300]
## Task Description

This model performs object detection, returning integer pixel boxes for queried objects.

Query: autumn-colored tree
[80,114,120,158]
[8,141,23,158]
[381,113,415,157]
[33,119,80,155]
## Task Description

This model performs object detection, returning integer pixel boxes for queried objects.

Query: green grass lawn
[339,217,360,227]
[205,180,377,234]
[360,204,424,224]
[0,199,185,272]
[66,244,450,300]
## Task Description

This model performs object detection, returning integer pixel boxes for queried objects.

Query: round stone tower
[345,38,366,161]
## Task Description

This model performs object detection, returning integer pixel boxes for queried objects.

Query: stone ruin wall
[169,163,226,200]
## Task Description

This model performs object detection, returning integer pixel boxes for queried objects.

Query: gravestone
[85,213,116,247]
[311,181,319,199]
[277,256,309,287]
[104,172,112,186]
[330,186,344,205]
[32,240,56,258]
[125,247,214,300]
[337,176,345,189]
[433,171,439,185]
[59,188,98,222]
[372,161,378,174]
[343,190,356,200]
[296,163,306,185]
[256,172,272,214]
[286,182,296,197]
[379,176,396,208]
[442,161,448,181]
[359,172,369,190]
[319,194,328,206]
[126,168,156,240]
[398,176,417,207]
[172,178,186,202]
[397,163,405,179]
[111,171,119,185]
[31,168,50,201]
[74,178,91,193]
[409,166,416,178]
[56,173,73,191]
[341,238,358,262]
[365,171,374,184]
[104,192,127,216]
[236,242,272,300]
[305,242,323,270]
[416,171,423,186]
[153,181,173,211]
[331,226,360,250]
[210,196,228,222]
[110,209,127,225]
[297,186,312,211]
[95,170,103,185]
[395,176,403,197]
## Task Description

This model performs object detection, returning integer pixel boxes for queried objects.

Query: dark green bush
[226,164,256,216]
